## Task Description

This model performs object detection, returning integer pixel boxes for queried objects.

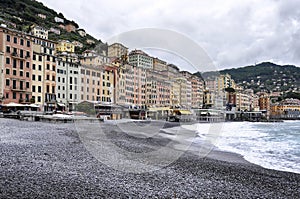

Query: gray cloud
[39,0,300,70]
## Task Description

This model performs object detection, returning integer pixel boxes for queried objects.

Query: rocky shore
[0,118,299,198]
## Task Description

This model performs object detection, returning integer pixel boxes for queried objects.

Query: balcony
[10,86,31,92]
[11,52,26,60]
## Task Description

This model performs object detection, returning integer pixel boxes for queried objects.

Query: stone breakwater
[0,118,299,198]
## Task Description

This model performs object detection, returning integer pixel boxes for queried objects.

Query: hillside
[199,62,300,94]
[0,0,106,54]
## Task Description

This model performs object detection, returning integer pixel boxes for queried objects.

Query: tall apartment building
[153,58,168,71]
[190,75,204,108]
[258,92,270,114]
[108,43,128,58]
[56,55,80,111]
[80,65,116,104]
[0,26,32,104]
[217,74,236,93]
[128,50,153,69]
[146,70,171,107]
[32,36,56,111]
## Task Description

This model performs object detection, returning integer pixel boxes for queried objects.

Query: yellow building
[217,74,236,93]
[31,36,56,111]
[56,40,75,53]
[270,98,300,118]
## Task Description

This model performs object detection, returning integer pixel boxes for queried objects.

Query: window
[6,57,10,64]
[12,80,16,89]
[52,65,55,71]
[32,64,36,70]
[13,59,17,68]
[26,51,30,58]
[20,50,24,58]
[13,37,17,44]
[46,75,50,80]
[52,76,55,81]
[6,69,9,75]
[6,46,10,53]
[38,65,42,71]
[38,96,41,102]
[38,75,42,81]
[32,74,36,80]
[33,54,36,60]
[52,86,55,93]
[38,86,42,93]
[27,40,30,47]
[13,70,16,76]
[20,61,24,69]
[6,79,9,86]
[38,56,42,62]
[20,39,24,46]
[26,82,29,89]
[70,94,72,99]
[58,77,60,82]
[20,81,23,90]
[13,92,16,99]
[26,62,30,68]
[32,85,36,92]
[46,64,50,70]
[6,35,10,42]
[20,71,23,77]
[26,72,30,78]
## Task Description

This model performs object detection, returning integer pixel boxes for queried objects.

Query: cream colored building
[31,25,48,40]
[108,43,128,58]
[80,50,109,66]
[153,58,168,71]
[56,55,80,111]
[128,50,153,69]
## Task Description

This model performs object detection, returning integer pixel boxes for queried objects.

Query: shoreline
[0,118,299,198]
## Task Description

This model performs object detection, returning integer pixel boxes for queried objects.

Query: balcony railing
[11,52,26,60]
[10,86,31,92]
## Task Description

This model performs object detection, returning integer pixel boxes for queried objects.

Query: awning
[5,102,25,107]
[179,110,192,115]
[57,103,65,107]
[148,107,170,112]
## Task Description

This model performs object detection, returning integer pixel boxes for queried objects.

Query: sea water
[185,121,300,174]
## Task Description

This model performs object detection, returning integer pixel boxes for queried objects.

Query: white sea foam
[188,121,300,174]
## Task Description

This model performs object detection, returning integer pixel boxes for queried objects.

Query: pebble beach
[0,118,299,198]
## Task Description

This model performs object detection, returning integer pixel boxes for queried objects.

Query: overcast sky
[39,0,300,71]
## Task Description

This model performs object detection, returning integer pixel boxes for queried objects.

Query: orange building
[0,26,33,104]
